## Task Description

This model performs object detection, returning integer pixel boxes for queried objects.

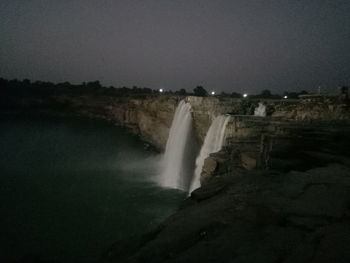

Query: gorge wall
[47,94,350,151]
[46,94,350,187]
[52,95,181,150]
[4,93,350,176]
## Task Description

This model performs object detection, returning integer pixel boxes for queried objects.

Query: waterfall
[160,100,193,190]
[254,102,266,117]
[189,115,231,193]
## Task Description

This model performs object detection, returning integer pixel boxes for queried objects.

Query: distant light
[159,88,163,93]
[283,95,288,99]
[211,91,215,95]
[243,93,248,98]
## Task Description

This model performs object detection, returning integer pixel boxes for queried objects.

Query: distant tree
[193,86,208,97]
[87,81,102,90]
[0,77,9,88]
[230,92,241,98]
[61,81,71,88]
[175,88,187,95]
[250,89,283,99]
[260,89,272,98]
[22,79,31,86]
[141,87,153,94]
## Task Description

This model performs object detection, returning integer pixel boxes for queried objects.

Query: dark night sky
[1,0,349,93]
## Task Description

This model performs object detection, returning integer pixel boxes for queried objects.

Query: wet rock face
[201,157,218,183]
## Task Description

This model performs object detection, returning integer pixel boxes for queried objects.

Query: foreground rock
[102,163,350,263]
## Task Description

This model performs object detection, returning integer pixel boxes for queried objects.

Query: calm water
[0,114,185,262]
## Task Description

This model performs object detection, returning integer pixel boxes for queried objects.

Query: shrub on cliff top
[193,86,208,97]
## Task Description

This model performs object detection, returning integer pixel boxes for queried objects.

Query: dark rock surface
[102,163,350,263]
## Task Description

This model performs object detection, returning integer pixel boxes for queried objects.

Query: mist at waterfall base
[0,115,185,262]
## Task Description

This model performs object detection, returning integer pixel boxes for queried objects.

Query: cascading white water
[189,115,231,193]
[254,102,266,117]
[160,100,193,190]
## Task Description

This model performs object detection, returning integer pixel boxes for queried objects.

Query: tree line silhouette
[0,77,308,99]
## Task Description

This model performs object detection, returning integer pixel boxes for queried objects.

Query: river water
[0,114,185,262]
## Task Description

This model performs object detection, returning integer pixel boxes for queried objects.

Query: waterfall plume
[159,100,193,190]
[189,115,231,193]
[254,102,267,117]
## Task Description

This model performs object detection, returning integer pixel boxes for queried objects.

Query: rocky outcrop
[198,116,350,183]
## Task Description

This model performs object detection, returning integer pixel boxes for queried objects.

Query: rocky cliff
[50,95,181,150]
[187,96,349,141]
[3,92,349,152]
[47,94,350,151]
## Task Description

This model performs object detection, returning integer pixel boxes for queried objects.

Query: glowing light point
[283,95,288,99]
[243,93,248,98]
[211,91,215,95]
[159,88,163,93]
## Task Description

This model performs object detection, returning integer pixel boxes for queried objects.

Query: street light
[243,93,248,98]
[159,88,163,93]
[211,91,215,95]
[283,95,288,99]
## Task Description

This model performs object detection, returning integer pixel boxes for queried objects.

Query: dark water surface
[0,114,185,262]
